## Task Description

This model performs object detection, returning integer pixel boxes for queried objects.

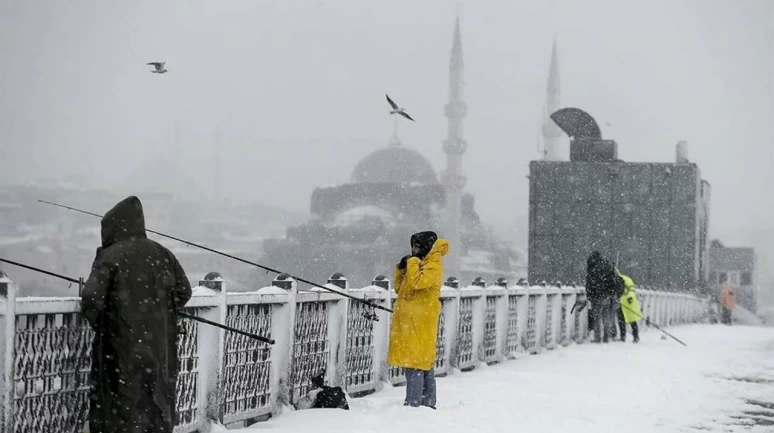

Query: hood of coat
[422,238,450,263]
[101,196,148,248]
[587,251,603,268]
[619,273,635,290]
[411,231,438,259]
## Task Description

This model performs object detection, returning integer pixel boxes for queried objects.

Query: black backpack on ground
[309,371,349,410]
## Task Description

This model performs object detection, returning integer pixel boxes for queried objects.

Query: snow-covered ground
[228,324,774,433]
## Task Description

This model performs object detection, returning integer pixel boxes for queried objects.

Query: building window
[728,271,740,286]
[741,272,753,286]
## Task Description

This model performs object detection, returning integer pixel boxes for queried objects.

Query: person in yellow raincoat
[388,231,449,409]
[616,270,642,343]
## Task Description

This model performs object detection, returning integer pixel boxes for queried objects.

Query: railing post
[534,284,548,352]
[547,287,562,350]
[195,272,227,429]
[560,285,575,347]
[0,276,16,433]
[576,286,588,343]
[326,273,348,388]
[444,277,461,371]
[470,277,487,364]
[494,278,509,362]
[265,273,297,414]
[369,275,391,390]
[515,281,531,351]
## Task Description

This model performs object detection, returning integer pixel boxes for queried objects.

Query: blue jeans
[404,368,436,408]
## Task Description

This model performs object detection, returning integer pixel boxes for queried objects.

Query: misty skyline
[1,1,772,253]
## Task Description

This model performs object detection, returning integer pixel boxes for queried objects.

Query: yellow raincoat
[618,273,643,324]
[388,239,449,371]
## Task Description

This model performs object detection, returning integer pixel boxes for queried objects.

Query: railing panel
[344,298,375,395]
[456,297,475,369]
[544,293,556,349]
[525,295,538,352]
[560,293,572,346]
[12,312,92,433]
[175,307,201,432]
[221,303,273,424]
[506,295,521,355]
[483,296,498,363]
[435,299,449,372]
[288,301,331,405]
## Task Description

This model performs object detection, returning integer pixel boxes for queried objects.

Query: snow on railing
[0,273,708,433]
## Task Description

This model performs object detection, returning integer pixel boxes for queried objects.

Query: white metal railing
[0,273,708,433]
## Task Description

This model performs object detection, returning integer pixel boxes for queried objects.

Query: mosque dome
[350,147,438,185]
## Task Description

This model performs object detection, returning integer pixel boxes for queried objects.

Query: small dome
[351,147,437,185]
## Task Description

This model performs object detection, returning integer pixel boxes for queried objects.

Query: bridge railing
[0,273,707,433]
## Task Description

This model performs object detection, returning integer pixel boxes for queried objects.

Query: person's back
[82,196,192,433]
[585,252,618,342]
[586,252,613,301]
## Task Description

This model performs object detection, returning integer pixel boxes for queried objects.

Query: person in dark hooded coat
[585,251,618,343]
[82,196,192,433]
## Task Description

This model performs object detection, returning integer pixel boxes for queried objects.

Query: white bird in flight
[386,94,415,122]
[147,62,168,74]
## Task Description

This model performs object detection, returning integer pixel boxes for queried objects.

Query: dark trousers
[404,368,436,408]
[722,309,732,325]
[617,307,639,341]
[591,298,616,343]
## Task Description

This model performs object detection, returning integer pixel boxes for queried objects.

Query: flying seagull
[147,62,168,74]
[386,94,415,122]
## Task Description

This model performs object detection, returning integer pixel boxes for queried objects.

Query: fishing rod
[39,199,392,314]
[620,301,687,347]
[0,257,85,294]
[0,257,275,344]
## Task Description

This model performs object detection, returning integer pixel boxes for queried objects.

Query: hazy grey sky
[1,0,772,249]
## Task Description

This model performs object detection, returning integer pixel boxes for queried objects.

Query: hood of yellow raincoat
[424,238,449,261]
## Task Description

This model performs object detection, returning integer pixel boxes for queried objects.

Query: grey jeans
[404,368,436,408]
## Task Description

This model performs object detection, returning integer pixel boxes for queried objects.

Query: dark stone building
[528,108,711,291]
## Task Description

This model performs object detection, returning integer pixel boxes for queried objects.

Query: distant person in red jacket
[719,279,736,325]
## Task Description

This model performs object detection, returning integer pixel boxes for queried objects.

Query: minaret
[442,16,467,280]
[542,40,562,160]
[388,114,402,147]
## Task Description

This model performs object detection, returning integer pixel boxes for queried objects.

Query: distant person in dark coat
[82,196,192,433]
[585,252,618,343]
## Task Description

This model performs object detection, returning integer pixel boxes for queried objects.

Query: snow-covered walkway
[230,325,774,433]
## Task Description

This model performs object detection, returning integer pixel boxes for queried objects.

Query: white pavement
[227,325,774,433]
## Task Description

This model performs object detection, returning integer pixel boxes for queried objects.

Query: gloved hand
[628,297,633,304]
[397,255,410,270]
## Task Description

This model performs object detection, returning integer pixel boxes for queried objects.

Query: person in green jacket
[616,270,642,343]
